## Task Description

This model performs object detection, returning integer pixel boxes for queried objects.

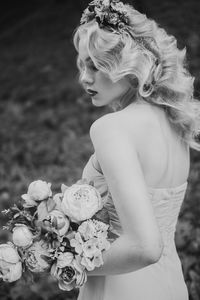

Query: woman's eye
[77,57,98,72]
[88,63,98,72]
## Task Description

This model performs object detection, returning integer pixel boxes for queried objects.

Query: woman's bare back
[114,101,190,189]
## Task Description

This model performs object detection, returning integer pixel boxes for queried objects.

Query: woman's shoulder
[89,112,129,147]
[90,102,160,141]
[90,103,189,187]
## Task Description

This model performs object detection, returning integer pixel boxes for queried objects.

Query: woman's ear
[126,75,138,89]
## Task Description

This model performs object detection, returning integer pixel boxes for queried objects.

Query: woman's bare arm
[87,114,164,276]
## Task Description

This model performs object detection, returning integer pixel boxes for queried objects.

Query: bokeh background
[0,0,200,299]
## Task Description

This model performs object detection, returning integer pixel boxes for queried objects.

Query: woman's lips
[86,89,98,97]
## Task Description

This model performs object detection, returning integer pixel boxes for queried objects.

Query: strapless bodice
[82,153,188,255]
[78,154,189,300]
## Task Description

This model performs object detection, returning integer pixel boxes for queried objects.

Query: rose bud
[22,180,52,208]
[12,224,33,248]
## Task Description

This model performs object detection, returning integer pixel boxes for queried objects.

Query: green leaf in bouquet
[63,244,76,255]
[51,239,61,250]
[42,231,61,249]
[70,222,79,231]
[37,201,50,223]
[25,206,38,216]
[12,213,33,228]
[51,216,58,229]
[10,204,20,211]
[65,231,75,240]
[107,229,120,242]
[92,207,110,224]
[13,212,21,219]
[2,219,12,231]
[4,211,33,231]
[22,210,35,222]
[40,254,53,266]
[1,205,20,220]
[59,246,65,252]
[43,231,55,242]
[2,225,10,230]
[59,236,76,254]
[75,178,91,185]
[101,190,109,199]
[1,209,10,216]
[46,197,57,212]
[61,184,69,194]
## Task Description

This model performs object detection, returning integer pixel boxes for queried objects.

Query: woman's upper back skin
[106,101,190,189]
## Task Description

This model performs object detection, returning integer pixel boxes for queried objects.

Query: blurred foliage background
[0,0,200,299]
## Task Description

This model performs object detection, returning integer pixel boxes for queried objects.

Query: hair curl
[73,4,200,150]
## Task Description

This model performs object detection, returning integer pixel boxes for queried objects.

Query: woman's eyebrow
[79,57,93,64]
[86,57,93,62]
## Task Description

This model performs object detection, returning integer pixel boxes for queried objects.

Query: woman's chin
[91,97,104,107]
[92,102,104,107]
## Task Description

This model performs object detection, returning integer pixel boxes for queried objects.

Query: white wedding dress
[78,153,189,300]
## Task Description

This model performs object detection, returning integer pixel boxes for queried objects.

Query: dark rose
[60,266,75,282]
[51,253,87,291]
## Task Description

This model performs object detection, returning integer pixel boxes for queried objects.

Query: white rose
[0,243,22,282]
[22,180,52,207]
[61,184,103,222]
[12,224,33,248]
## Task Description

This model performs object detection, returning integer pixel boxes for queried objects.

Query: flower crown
[80,0,130,34]
[80,0,163,93]
[80,0,160,59]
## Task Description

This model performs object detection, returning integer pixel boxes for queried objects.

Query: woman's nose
[80,69,94,85]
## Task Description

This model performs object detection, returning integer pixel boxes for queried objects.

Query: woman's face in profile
[78,37,130,107]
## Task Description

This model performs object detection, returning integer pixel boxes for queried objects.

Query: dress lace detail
[78,154,189,300]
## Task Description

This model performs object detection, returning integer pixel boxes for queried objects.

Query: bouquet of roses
[0,179,115,291]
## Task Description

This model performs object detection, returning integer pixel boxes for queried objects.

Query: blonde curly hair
[73,3,200,150]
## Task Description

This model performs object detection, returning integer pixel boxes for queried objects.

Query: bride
[73,0,200,299]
